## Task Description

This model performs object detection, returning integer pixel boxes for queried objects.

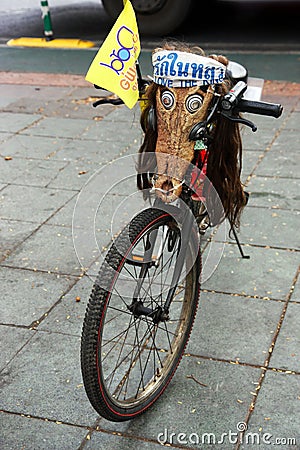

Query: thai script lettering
[153,51,225,85]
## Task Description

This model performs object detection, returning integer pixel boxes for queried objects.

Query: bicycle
[80,46,283,422]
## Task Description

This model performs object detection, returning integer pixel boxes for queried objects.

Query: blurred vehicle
[101,0,193,35]
[101,0,300,35]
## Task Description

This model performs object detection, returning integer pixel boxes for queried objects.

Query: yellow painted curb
[7,37,95,49]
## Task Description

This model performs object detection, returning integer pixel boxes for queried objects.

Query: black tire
[81,207,201,421]
[101,0,193,35]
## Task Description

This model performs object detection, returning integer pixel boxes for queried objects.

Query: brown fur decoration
[137,42,247,228]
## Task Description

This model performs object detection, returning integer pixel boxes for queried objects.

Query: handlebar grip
[237,99,283,118]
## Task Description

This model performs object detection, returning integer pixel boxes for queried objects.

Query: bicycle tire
[81,207,201,421]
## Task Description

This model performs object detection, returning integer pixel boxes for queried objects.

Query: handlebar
[92,80,283,133]
[219,81,283,131]
[235,99,283,118]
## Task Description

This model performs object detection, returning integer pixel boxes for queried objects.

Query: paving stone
[97,357,261,447]
[0,184,74,222]
[0,331,98,426]
[101,103,141,125]
[21,116,93,139]
[80,117,142,142]
[268,302,300,372]
[241,150,263,182]
[239,206,300,250]
[255,137,300,178]
[0,218,40,262]
[246,175,300,210]
[2,85,74,116]
[39,275,92,336]
[0,134,73,159]
[0,112,42,133]
[0,157,69,187]
[202,243,299,300]
[51,137,131,163]
[2,224,103,275]
[0,413,87,450]
[243,371,300,448]
[46,160,105,191]
[291,278,300,303]
[187,291,283,366]
[240,128,275,152]
[0,132,14,144]
[85,431,174,450]
[0,267,76,326]
[283,110,300,130]
[0,326,35,370]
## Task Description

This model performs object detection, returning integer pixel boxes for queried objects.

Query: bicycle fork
[128,207,197,323]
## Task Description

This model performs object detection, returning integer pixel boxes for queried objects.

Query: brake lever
[219,81,257,132]
[220,110,257,132]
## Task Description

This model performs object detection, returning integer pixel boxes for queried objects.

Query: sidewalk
[0,72,299,450]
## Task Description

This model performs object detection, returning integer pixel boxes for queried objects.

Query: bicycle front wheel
[81,207,201,421]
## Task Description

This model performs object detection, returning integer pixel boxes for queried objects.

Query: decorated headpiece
[138,43,247,227]
[152,50,227,88]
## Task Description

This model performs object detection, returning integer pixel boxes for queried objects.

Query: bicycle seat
[226,61,248,84]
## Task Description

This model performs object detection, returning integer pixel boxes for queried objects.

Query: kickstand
[230,225,250,259]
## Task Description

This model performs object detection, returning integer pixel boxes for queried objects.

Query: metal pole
[40,0,54,40]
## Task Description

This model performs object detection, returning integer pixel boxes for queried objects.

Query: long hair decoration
[137,42,247,228]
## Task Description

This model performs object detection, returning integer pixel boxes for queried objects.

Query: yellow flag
[85,0,140,109]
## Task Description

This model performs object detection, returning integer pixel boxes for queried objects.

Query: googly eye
[161,90,175,110]
[186,94,203,113]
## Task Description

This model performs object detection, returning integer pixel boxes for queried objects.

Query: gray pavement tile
[0,184,75,222]
[2,224,100,275]
[101,103,141,125]
[0,132,14,144]
[52,137,132,163]
[0,326,35,371]
[22,117,93,139]
[0,413,87,450]
[46,160,104,191]
[39,275,92,336]
[242,371,300,448]
[291,277,300,303]
[61,152,141,197]
[0,112,42,133]
[0,331,98,426]
[0,157,68,187]
[241,150,263,182]
[47,189,140,229]
[187,291,283,366]
[283,110,300,130]
[85,431,174,450]
[244,113,284,131]
[80,118,142,142]
[273,129,300,152]
[246,175,300,210]
[0,219,40,262]
[239,207,300,250]
[0,134,73,159]
[240,128,275,152]
[269,302,300,372]
[202,243,299,300]
[255,144,300,179]
[2,86,75,115]
[97,357,261,447]
[0,267,76,326]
